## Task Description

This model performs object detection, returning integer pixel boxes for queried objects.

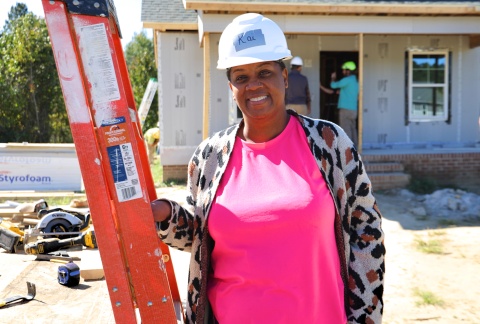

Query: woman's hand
[151,199,172,223]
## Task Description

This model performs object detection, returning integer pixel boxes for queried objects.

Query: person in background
[286,56,311,115]
[151,13,384,324]
[144,127,160,164]
[329,61,359,146]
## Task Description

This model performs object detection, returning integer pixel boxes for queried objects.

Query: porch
[362,143,480,192]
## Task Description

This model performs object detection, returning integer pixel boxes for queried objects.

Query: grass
[437,219,458,227]
[151,157,187,188]
[413,288,446,307]
[151,157,163,187]
[414,230,446,254]
[4,196,80,207]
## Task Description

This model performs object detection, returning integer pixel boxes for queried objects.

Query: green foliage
[414,231,446,254]
[0,5,157,143]
[407,177,438,195]
[0,4,71,143]
[124,31,158,132]
[413,288,445,307]
[3,2,27,32]
[150,157,163,187]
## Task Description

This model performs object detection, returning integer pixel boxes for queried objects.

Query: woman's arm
[152,150,203,252]
[345,146,385,323]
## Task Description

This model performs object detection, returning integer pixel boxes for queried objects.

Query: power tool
[24,230,97,255]
[0,204,90,253]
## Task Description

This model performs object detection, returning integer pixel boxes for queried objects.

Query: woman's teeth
[250,96,267,102]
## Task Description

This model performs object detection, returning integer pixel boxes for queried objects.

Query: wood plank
[79,249,105,280]
[203,32,211,139]
[184,1,480,16]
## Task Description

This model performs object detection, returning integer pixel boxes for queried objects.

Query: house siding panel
[157,32,203,166]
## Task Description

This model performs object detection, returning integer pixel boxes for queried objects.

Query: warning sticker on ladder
[101,117,142,202]
[79,23,121,104]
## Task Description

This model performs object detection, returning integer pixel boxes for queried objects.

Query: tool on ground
[0,220,22,253]
[58,262,81,287]
[0,282,36,308]
[35,250,82,263]
[24,230,97,255]
[0,200,48,253]
[23,209,91,244]
[0,208,91,253]
[42,0,183,323]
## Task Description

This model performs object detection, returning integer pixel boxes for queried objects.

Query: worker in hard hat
[329,61,359,146]
[144,127,160,164]
[151,13,384,324]
[286,56,311,115]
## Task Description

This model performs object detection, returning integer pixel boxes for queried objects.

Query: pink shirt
[207,117,346,323]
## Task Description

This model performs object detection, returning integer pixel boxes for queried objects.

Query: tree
[124,31,158,132]
[2,2,27,33]
[0,4,71,143]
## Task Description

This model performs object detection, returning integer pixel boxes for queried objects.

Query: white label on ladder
[79,23,121,104]
[102,117,143,202]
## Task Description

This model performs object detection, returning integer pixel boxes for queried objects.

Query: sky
[0,0,151,48]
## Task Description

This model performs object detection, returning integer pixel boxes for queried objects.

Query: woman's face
[229,61,288,121]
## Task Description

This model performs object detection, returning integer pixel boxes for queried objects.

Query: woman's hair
[226,60,287,81]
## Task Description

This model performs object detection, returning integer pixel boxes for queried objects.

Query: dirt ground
[1,187,479,323]
[377,190,480,324]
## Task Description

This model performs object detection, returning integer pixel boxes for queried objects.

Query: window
[406,50,450,123]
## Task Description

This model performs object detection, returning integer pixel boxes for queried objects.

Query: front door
[319,51,358,124]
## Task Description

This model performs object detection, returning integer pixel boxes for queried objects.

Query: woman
[152,13,385,324]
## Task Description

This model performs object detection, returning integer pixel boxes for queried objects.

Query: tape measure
[58,262,80,287]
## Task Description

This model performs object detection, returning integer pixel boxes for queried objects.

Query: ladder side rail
[109,26,156,201]
[68,8,178,323]
[41,1,138,322]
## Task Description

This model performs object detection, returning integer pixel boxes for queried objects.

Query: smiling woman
[151,12,385,324]
[228,61,289,142]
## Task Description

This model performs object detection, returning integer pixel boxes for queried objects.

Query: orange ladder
[41,1,182,323]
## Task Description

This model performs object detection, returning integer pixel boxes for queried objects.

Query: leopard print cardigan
[157,111,385,323]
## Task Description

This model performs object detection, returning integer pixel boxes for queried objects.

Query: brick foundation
[362,151,480,191]
[163,151,480,191]
[162,165,188,182]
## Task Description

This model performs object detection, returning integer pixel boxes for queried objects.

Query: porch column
[203,32,211,139]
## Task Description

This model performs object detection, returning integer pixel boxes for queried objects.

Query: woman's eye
[234,75,247,83]
[259,70,272,77]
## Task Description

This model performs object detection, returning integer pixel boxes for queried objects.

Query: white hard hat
[217,13,292,70]
[291,56,303,66]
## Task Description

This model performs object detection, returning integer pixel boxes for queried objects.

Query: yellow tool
[24,230,97,255]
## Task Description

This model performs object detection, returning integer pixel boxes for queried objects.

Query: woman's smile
[249,95,268,102]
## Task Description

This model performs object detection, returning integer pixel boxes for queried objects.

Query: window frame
[406,49,451,123]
